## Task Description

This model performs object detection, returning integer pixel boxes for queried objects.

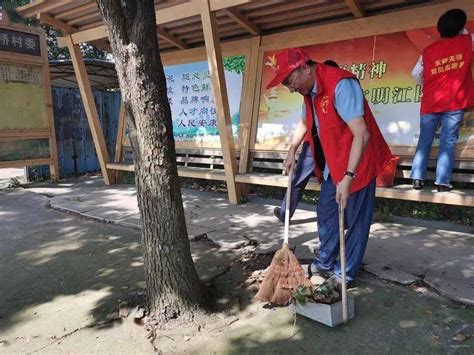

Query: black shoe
[413,179,424,190]
[273,207,283,223]
[436,184,452,192]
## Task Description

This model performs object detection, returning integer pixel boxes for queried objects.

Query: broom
[338,202,348,323]
[255,165,312,305]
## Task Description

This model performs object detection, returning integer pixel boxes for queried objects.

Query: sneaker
[273,206,283,223]
[413,179,424,190]
[308,262,334,279]
[436,184,452,192]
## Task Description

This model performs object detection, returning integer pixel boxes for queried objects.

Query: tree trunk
[95,0,204,323]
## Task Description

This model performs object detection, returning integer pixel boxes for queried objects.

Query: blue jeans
[278,142,314,221]
[312,176,376,283]
[411,109,464,185]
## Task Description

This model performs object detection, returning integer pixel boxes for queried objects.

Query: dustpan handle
[283,165,293,244]
[339,203,348,323]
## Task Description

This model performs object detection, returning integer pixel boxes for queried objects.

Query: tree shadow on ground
[0,187,265,345]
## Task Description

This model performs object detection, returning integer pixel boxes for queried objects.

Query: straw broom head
[255,243,313,305]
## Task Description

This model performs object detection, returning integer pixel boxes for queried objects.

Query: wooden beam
[106,163,228,182]
[37,13,76,33]
[223,8,260,35]
[0,129,51,139]
[238,36,261,196]
[160,38,251,65]
[113,101,127,182]
[64,35,114,185]
[37,14,110,53]
[0,158,53,169]
[344,0,365,18]
[68,26,108,45]
[197,0,241,204]
[248,47,264,153]
[107,162,134,172]
[39,30,59,181]
[156,27,188,50]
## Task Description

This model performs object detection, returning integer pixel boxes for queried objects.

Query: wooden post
[65,35,114,185]
[113,100,127,182]
[40,26,59,180]
[237,36,261,197]
[197,0,240,204]
[249,48,264,153]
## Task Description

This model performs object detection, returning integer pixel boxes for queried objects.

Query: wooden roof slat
[253,3,349,25]
[177,20,244,37]
[223,7,260,35]
[47,0,92,17]
[160,15,204,32]
[261,0,474,49]
[245,0,336,19]
[18,0,76,18]
[185,28,249,45]
[345,0,366,18]
[54,2,98,20]
[363,0,425,12]
[259,8,354,32]
[237,0,288,12]
[162,13,234,36]
[66,11,102,26]
[55,0,255,44]
[20,0,469,55]
[168,17,234,36]
[78,20,106,32]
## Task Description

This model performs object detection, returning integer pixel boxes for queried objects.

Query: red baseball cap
[266,47,311,89]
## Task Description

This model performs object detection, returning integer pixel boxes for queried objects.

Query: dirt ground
[1,188,473,354]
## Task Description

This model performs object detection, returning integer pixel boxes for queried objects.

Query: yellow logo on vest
[320,96,329,113]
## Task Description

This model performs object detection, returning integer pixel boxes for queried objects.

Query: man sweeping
[266,48,392,287]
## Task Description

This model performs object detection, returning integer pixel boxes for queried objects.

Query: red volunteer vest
[421,34,473,114]
[305,64,392,193]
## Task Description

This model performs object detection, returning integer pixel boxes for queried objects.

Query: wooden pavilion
[16,0,474,206]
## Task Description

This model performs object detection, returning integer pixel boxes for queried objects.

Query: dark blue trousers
[312,176,376,282]
[278,142,315,221]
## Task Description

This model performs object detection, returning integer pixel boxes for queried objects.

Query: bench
[107,146,474,206]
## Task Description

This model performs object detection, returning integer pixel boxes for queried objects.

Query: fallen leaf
[453,333,467,342]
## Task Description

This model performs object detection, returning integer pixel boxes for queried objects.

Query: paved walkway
[25,176,474,305]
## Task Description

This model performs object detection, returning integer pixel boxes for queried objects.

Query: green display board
[0,138,49,161]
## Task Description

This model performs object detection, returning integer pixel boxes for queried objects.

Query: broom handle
[339,203,348,324]
[283,164,293,245]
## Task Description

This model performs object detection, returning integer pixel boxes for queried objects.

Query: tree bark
[95,0,204,323]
